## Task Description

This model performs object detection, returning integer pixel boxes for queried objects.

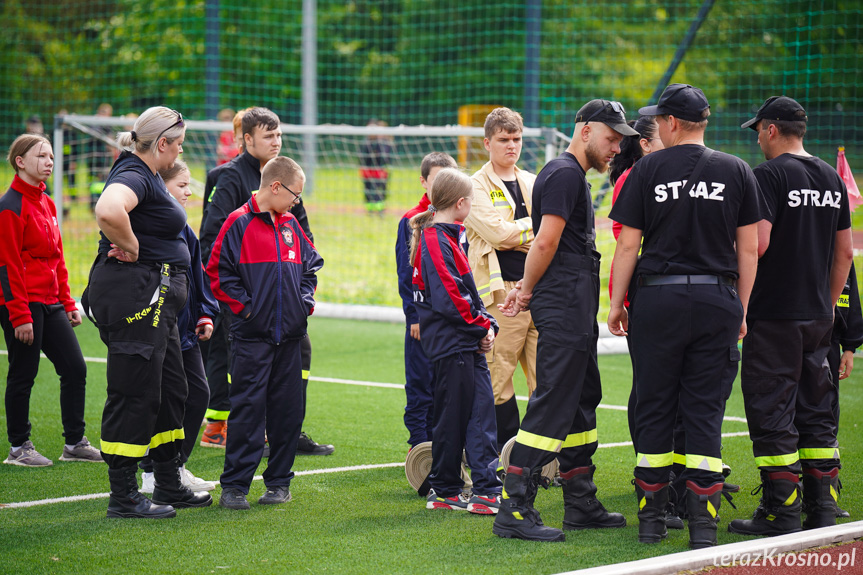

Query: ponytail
[408,209,435,265]
[408,167,472,265]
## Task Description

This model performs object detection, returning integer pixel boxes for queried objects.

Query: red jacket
[0,175,76,327]
[207,195,324,344]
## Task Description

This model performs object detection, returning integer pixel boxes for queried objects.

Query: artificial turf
[0,317,860,574]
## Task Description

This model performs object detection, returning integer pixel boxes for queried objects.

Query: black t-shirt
[531,152,594,256]
[98,151,190,265]
[496,179,528,280]
[748,153,851,320]
[610,145,761,278]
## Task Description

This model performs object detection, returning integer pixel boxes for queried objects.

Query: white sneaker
[181,465,216,492]
[140,471,155,493]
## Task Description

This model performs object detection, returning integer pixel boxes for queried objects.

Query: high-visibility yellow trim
[205,409,230,420]
[477,283,491,297]
[639,496,646,510]
[673,452,687,466]
[493,200,511,208]
[754,452,799,468]
[489,272,502,281]
[830,485,838,502]
[150,428,185,450]
[686,453,723,473]
[515,429,562,453]
[489,189,507,203]
[99,439,149,458]
[636,452,674,468]
[513,511,524,521]
[227,373,232,384]
[838,294,850,308]
[783,489,798,506]
[562,429,597,448]
[798,448,840,461]
[519,230,530,245]
[707,500,717,518]
[302,370,310,380]
[100,428,185,457]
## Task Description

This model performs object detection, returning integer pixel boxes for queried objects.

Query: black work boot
[561,465,626,530]
[802,467,839,530]
[107,466,176,519]
[686,481,723,549]
[728,471,802,536]
[493,466,565,542]
[151,457,213,509]
[634,479,669,543]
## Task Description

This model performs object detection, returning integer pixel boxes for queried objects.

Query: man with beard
[607,84,761,548]
[492,99,638,542]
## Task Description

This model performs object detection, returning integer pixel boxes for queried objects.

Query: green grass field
[1,318,861,574]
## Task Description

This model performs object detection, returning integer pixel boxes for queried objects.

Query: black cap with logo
[639,83,710,123]
[575,99,639,137]
[741,96,807,131]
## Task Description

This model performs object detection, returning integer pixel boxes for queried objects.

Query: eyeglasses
[155,110,185,143]
[279,182,302,203]
[579,101,626,125]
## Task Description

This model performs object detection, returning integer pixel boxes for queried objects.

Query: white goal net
[51,115,572,316]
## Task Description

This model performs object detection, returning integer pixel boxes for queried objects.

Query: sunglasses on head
[581,101,626,125]
[156,110,185,142]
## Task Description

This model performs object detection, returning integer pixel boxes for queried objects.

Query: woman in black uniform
[85,106,211,518]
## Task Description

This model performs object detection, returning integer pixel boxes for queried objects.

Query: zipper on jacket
[272,215,282,344]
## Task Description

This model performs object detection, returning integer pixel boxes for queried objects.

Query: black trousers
[362,179,388,206]
[206,316,312,423]
[404,328,436,447]
[510,252,602,473]
[204,305,232,420]
[220,338,304,493]
[827,339,842,425]
[742,319,838,473]
[1,302,88,446]
[88,257,188,469]
[630,283,742,486]
[428,351,500,497]
[140,343,210,472]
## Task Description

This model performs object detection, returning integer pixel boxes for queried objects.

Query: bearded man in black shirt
[492,99,638,543]
[729,96,853,537]
[608,84,761,548]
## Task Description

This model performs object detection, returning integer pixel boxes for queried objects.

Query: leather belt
[639,274,735,287]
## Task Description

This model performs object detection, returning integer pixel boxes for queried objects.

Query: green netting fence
[3,0,862,311]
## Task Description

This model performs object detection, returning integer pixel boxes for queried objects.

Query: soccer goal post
[52,114,571,318]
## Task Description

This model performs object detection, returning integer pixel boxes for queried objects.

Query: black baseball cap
[639,83,710,122]
[741,96,807,131]
[575,100,639,137]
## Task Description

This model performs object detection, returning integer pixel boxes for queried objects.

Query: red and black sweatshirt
[395,193,431,325]
[206,195,324,344]
[412,222,498,362]
[0,175,77,328]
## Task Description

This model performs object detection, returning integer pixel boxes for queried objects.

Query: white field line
[0,351,751,424]
[0,462,406,509]
[0,434,754,510]
[559,521,863,575]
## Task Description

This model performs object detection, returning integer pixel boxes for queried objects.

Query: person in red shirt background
[0,134,102,468]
